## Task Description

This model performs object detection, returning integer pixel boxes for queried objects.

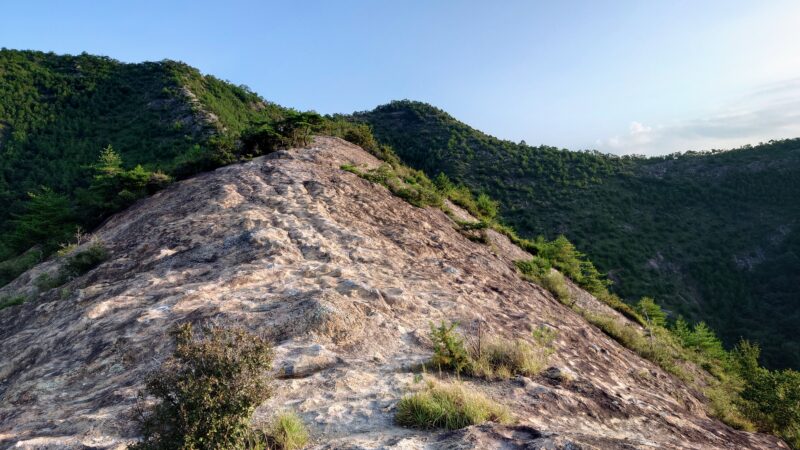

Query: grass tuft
[395,380,511,430]
[264,411,310,450]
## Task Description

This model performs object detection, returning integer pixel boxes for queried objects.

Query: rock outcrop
[0,137,787,449]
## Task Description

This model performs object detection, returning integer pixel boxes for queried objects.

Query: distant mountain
[355,100,800,369]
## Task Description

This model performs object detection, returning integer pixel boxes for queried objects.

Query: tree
[475,193,499,220]
[83,145,169,217]
[10,188,76,252]
[636,297,667,327]
[433,172,455,194]
[94,144,123,177]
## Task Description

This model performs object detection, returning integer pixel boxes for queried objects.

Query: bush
[475,193,499,220]
[262,412,309,450]
[131,323,274,450]
[429,321,556,380]
[395,380,511,430]
[515,256,551,279]
[61,242,109,279]
[0,294,26,310]
[583,312,687,379]
[430,321,472,375]
[515,259,572,304]
[540,270,572,305]
[471,327,556,380]
[733,341,800,448]
[341,163,444,209]
[636,297,667,328]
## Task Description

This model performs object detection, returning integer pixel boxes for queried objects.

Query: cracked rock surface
[0,137,787,449]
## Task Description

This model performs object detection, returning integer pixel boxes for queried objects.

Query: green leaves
[84,146,171,220]
[9,188,76,253]
[636,297,667,328]
[733,341,800,447]
[430,321,472,375]
[133,324,274,450]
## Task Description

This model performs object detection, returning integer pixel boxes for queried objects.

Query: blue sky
[2,1,800,155]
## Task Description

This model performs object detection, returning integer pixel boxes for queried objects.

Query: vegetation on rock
[395,379,511,430]
[355,99,800,370]
[428,321,556,380]
[132,323,274,450]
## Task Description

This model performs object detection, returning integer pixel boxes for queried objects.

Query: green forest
[355,100,800,370]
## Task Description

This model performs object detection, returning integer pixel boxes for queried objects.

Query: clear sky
[3,1,800,155]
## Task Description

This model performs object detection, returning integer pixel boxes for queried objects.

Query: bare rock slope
[0,137,787,449]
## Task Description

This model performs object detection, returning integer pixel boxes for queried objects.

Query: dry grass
[469,331,555,380]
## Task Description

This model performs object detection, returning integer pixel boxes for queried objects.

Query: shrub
[131,323,274,450]
[471,329,555,380]
[475,193,499,220]
[395,380,511,430]
[430,321,556,380]
[515,256,551,279]
[0,294,26,310]
[430,321,472,375]
[733,341,800,448]
[539,270,572,305]
[515,259,572,305]
[35,272,65,292]
[62,242,109,279]
[262,412,309,450]
[706,380,755,432]
[583,312,687,380]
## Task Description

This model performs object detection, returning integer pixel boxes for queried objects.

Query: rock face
[0,137,787,449]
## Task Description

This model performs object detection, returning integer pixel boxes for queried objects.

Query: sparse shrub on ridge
[471,327,556,380]
[61,241,109,279]
[430,321,472,375]
[131,323,274,450]
[0,294,26,310]
[34,241,110,293]
[428,321,557,380]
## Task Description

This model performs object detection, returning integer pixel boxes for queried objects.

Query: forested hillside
[0,49,364,286]
[355,100,800,369]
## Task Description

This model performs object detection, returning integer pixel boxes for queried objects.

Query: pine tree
[636,297,667,327]
[10,188,76,252]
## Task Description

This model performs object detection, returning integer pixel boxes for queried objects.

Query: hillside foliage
[0,50,382,286]
[355,100,800,370]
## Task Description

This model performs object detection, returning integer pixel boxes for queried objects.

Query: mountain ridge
[0,137,787,449]
[355,99,800,369]
[1,50,799,447]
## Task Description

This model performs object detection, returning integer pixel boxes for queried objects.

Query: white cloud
[596,78,800,155]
